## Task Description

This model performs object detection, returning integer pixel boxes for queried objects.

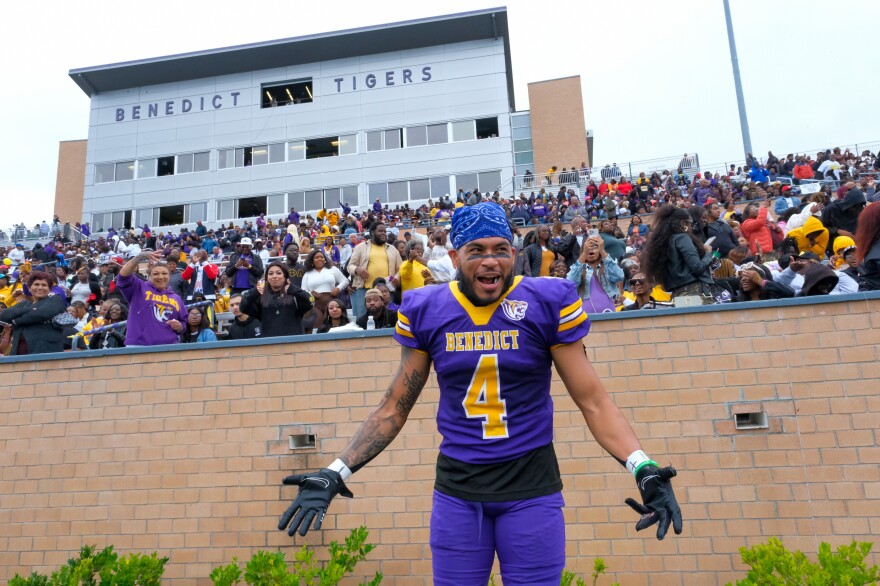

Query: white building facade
[70,9,517,232]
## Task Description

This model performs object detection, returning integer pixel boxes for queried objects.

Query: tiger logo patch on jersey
[501,299,528,321]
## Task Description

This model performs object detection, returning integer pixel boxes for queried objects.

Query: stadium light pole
[723,0,753,162]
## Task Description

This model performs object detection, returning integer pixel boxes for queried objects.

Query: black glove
[624,464,682,540]
[278,469,354,537]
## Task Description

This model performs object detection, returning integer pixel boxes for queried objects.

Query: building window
[366,128,403,152]
[269,143,285,164]
[409,179,430,199]
[92,210,132,232]
[385,128,403,150]
[267,194,286,215]
[476,117,499,140]
[158,205,185,226]
[337,134,357,156]
[427,123,449,145]
[289,186,357,212]
[134,204,206,228]
[95,161,135,183]
[405,126,427,147]
[177,154,194,175]
[388,181,409,202]
[174,151,210,174]
[305,135,356,159]
[137,159,157,179]
[366,131,383,152]
[455,173,478,194]
[511,113,530,128]
[515,152,534,166]
[217,199,236,220]
[238,196,267,218]
[115,161,135,181]
[304,190,323,210]
[186,202,208,223]
[261,79,313,108]
[368,175,450,204]
[452,120,476,142]
[157,156,175,177]
[455,170,502,194]
[341,185,359,207]
[512,126,531,140]
[514,139,532,152]
[136,208,158,228]
[431,176,450,198]
[193,151,210,172]
[94,164,115,184]
[218,149,234,169]
[478,170,503,192]
[251,145,269,166]
[288,141,306,161]
[368,183,387,203]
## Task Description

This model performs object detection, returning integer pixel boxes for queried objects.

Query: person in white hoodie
[784,202,822,235]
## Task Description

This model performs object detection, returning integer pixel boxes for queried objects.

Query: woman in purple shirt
[116,251,186,346]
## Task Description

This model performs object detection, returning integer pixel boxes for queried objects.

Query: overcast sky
[2,0,878,227]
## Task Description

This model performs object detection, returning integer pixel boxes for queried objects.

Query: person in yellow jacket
[0,273,23,308]
[787,216,829,258]
[830,236,856,270]
[327,209,340,226]
[393,240,435,299]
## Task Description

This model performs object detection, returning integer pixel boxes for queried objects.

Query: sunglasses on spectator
[629,278,646,286]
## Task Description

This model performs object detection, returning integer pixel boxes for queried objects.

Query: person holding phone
[566,234,624,313]
[224,237,264,295]
[642,204,716,305]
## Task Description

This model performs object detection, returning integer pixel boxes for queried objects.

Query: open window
[157,156,175,177]
[305,136,337,159]
[476,117,499,140]
[238,196,267,218]
[158,205,184,226]
[262,79,313,108]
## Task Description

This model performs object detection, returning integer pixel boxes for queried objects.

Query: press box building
[59,7,591,232]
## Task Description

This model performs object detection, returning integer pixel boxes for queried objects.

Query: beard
[456,268,514,307]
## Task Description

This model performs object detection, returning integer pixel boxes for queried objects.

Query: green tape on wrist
[633,460,657,476]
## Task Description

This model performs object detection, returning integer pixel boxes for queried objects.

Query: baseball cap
[240,237,253,246]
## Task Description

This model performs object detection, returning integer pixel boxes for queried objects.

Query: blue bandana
[450,202,512,249]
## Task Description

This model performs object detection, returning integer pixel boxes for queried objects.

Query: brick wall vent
[734,411,769,430]
[289,433,317,450]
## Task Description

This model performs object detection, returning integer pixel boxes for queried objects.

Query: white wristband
[327,458,352,481]
[625,450,654,476]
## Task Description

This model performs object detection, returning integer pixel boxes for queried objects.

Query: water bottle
[366,316,375,330]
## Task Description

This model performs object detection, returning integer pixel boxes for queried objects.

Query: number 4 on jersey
[462,354,509,439]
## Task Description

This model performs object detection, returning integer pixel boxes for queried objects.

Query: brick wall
[1,294,878,585]
[53,139,87,224]
[528,76,590,176]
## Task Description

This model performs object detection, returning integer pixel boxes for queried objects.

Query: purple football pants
[430,490,565,586]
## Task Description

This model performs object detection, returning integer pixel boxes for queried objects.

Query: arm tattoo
[340,350,428,473]
[397,368,426,415]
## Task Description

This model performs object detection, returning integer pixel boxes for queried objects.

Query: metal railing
[0,223,85,247]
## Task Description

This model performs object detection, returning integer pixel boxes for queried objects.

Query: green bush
[490,558,619,586]
[728,537,879,586]
[210,526,381,586]
[9,545,168,586]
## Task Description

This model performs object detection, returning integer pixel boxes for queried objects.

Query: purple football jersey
[394,276,590,465]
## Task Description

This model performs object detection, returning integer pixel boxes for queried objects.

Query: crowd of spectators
[2,145,879,357]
